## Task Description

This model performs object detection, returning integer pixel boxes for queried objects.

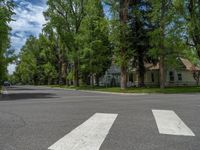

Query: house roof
[144,58,200,71]
[145,63,159,70]
[180,58,200,71]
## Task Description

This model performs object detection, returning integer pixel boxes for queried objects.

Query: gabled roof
[180,58,200,71]
[145,63,159,70]
[144,58,200,71]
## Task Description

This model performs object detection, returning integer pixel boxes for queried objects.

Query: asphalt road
[0,86,200,150]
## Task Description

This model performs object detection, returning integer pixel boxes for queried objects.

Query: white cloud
[10,0,47,53]
[8,0,47,74]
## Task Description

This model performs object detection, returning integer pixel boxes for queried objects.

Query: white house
[99,58,200,87]
[99,64,121,87]
[133,58,200,87]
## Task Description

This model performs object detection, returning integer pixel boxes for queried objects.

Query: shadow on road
[0,93,58,101]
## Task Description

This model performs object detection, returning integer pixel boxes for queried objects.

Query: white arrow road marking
[48,113,118,150]
[152,110,195,136]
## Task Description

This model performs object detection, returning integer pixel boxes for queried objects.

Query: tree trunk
[194,71,200,86]
[73,59,79,87]
[58,60,62,85]
[90,74,94,87]
[61,62,67,85]
[138,50,145,87]
[198,71,200,86]
[0,43,3,86]
[48,77,51,85]
[119,0,129,89]
[65,61,70,86]
[120,64,127,89]
[58,49,63,85]
[159,0,166,89]
[96,75,100,87]
[197,47,200,58]
[159,55,165,88]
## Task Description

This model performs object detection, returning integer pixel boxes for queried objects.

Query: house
[132,58,200,87]
[99,64,121,87]
[99,58,200,87]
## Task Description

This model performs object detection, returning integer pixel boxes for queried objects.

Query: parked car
[3,81,11,87]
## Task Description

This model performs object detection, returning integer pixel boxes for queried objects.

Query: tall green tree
[15,36,38,84]
[184,0,200,58]
[79,0,111,86]
[149,0,185,88]
[44,0,88,87]
[0,0,14,87]
[15,34,60,85]
[42,24,68,85]
[106,0,133,89]
[129,0,153,87]
[35,33,58,85]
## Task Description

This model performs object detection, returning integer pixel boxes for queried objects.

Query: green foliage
[12,0,200,89]
[148,0,200,69]
[14,0,112,86]
[15,36,37,84]
[44,0,89,86]
[109,20,133,66]
[79,0,112,84]
[185,0,200,58]
[14,34,60,85]
[0,0,15,86]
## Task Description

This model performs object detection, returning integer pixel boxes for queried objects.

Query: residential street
[0,86,200,150]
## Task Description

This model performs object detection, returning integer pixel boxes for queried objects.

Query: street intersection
[0,86,199,150]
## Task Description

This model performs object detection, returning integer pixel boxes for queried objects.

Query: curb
[77,90,148,95]
[37,86,76,91]
[44,86,148,96]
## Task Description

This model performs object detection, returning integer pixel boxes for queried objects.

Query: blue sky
[10,0,47,52]
[8,0,47,74]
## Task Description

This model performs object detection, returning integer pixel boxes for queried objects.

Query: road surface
[0,86,199,150]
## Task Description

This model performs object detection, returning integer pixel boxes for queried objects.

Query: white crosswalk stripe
[152,110,195,136]
[48,113,118,150]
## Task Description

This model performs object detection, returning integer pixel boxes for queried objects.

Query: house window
[178,73,182,81]
[151,73,154,82]
[169,71,174,82]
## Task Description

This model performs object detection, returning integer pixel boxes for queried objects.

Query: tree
[79,0,112,86]
[35,33,59,85]
[44,0,88,87]
[129,0,153,87]
[15,36,38,84]
[192,69,200,86]
[15,33,64,85]
[42,25,67,85]
[149,0,185,88]
[149,0,169,89]
[15,0,112,87]
[177,0,200,60]
[105,0,133,89]
[0,0,14,88]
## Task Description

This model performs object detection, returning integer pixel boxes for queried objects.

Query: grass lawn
[47,85,200,94]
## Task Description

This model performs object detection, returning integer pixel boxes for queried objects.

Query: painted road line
[48,113,118,150]
[152,110,195,136]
